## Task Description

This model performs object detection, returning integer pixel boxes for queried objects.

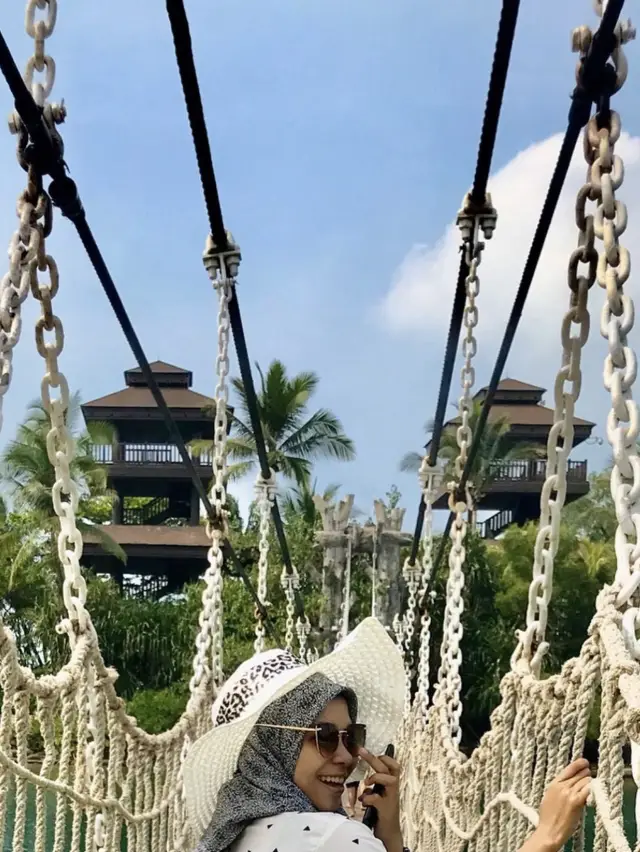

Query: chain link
[371,531,379,619]
[435,194,494,745]
[0,0,64,437]
[295,613,312,661]
[16,6,91,638]
[336,527,353,644]
[515,220,594,674]
[14,6,106,848]
[254,472,276,653]
[455,246,482,482]
[202,233,240,526]
[190,235,241,699]
[189,530,225,700]
[281,565,300,654]
[415,463,442,720]
[572,8,636,93]
[569,30,640,611]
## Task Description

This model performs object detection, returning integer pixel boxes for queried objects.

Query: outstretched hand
[524,759,592,852]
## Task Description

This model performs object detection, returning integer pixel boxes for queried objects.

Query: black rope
[409,0,627,694]
[406,0,521,568]
[165,0,306,619]
[0,29,279,643]
[470,0,521,205]
[406,0,626,700]
[164,0,227,249]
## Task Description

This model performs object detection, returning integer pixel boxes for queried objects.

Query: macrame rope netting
[398,8,639,852]
[0,8,237,847]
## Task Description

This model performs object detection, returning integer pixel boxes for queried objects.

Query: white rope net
[2,3,638,852]
[0,6,239,848]
[399,9,638,852]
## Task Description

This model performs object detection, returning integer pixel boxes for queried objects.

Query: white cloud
[378,131,640,444]
[380,132,640,342]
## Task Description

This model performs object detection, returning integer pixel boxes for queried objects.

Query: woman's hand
[522,759,592,852]
[358,748,403,852]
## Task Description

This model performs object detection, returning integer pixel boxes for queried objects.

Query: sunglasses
[257,722,367,759]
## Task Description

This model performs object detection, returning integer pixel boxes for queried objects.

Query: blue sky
[0,0,638,528]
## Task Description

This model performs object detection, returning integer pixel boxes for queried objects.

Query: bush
[127,684,189,734]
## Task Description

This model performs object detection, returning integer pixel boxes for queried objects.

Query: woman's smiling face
[293,697,357,811]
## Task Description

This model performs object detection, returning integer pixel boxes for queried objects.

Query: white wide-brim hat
[184,617,405,838]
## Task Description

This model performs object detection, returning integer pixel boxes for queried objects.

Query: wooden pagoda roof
[83,360,215,411]
[83,386,215,410]
[438,378,595,431]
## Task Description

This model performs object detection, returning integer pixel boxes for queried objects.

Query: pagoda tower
[429,379,595,538]
[81,361,223,597]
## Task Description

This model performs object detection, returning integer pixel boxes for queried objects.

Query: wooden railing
[91,443,213,466]
[477,508,514,540]
[123,497,171,525]
[487,458,587,483]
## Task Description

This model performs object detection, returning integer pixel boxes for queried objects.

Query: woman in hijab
[183,619,591,852]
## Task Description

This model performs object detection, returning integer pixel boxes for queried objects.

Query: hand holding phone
[362,744,395,829]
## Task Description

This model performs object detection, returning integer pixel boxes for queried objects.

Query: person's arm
[520,759,592,852]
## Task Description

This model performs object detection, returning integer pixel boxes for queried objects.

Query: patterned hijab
[195,673,358,852]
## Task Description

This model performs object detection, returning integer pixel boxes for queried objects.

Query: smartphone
[362,744,395,830]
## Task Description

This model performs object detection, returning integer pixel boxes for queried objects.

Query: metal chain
[254,472,276,653]
[16,3,90,639]
[189,530,225,699]
[203,233,237,523]
[371,531,379,618]
[192,234,241,698]
[336,527,353,645]
[514,8,634,676]
[415,463,441,720]
[0,0,64,437]
[15,7,106,849]
[440,508,466,747]
[574,22,640,611]
[515,279,592,674]
[281,565,300,653]
[296,614,312,661]
[435,195,494,746]
[455,244,482,483]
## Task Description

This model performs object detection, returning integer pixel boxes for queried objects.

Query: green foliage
[0,388,621,752]
[385,485,402,510]
[489,522,614,673]
[427,531,509,744]
[563,470,615,542]
[128,684,189,734]
[281,480,341,528]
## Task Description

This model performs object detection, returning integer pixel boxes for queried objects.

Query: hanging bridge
[0,0,637,851]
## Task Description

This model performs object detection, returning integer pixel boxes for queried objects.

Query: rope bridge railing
[0,1,637,852]
[399,6,640,852]
[408,0,633,667]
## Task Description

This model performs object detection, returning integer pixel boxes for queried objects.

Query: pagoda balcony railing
[487,458,587,483]
[91,442,213,467]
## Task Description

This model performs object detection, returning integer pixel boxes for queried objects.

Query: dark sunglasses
[257,722,367,758]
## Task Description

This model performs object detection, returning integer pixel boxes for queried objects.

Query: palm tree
[400,399,543,515]
[198,360,355,486]
[1,394,125,579]
[281,480,341,527]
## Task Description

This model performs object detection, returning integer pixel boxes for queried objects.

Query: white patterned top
[230,812,386,852]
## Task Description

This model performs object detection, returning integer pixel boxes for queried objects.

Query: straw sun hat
[183,617,405,837]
